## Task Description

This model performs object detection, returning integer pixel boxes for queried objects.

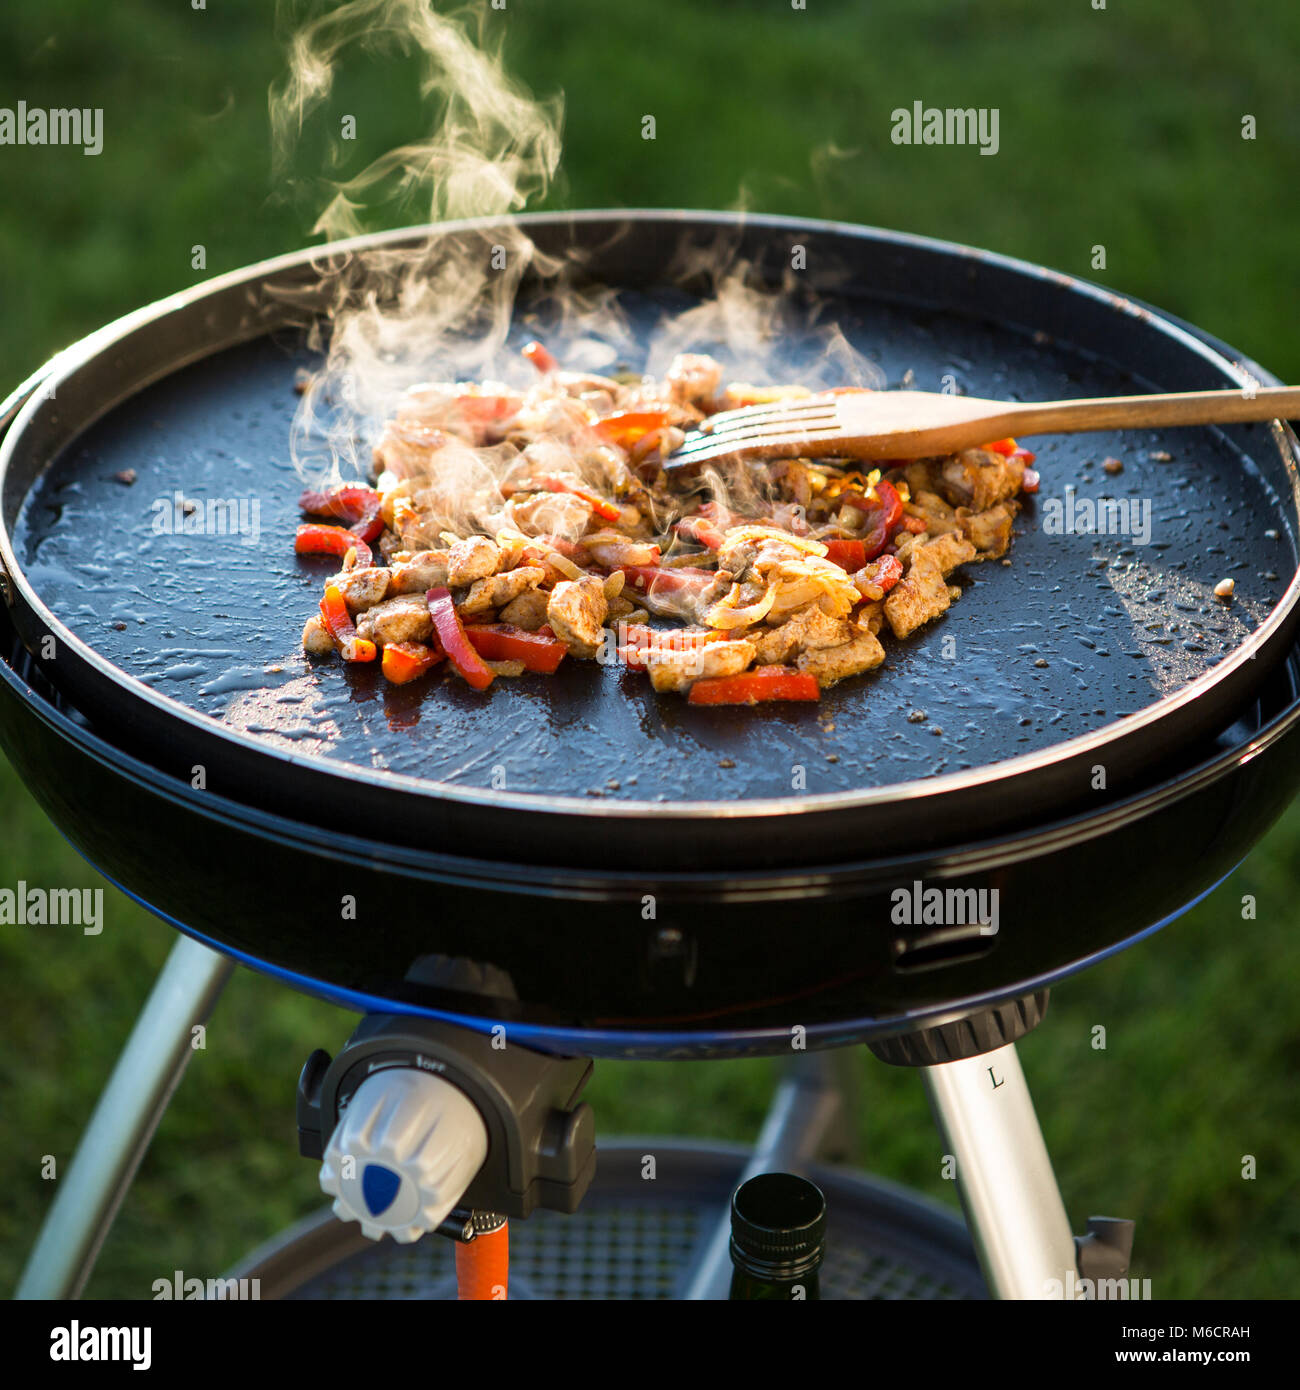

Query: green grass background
[1,0,1297,1298]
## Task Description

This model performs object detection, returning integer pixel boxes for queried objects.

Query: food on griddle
[296,345,1038,704]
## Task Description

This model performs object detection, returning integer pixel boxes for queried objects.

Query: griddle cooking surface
[13,292,1288,804]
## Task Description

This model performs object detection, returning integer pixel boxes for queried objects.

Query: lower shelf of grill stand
[225,1141,987,1300]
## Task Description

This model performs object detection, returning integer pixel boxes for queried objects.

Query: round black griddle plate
[1,213,1298,871]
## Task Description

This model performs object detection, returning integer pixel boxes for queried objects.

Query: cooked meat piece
[505,491,593,537]
[459,566,545,615]
[584,444,654,512]
[715,539,760,578]
[905,489,962,535]
[302,613,335,656]
[958,502,1016,558]
[372,418,454,481]
[498,588,552,631]
[389,550,451,594]
[695,570,736,611]
[882,531,977,640]
[585,533,661,568]
[665,353,723,408]
[645,638,756,694]
[389,494,439,550]
[752,606,851,665]
[355,594,434,647]
[920,531,978,577]
[857,600,885,635]
[796,628,886,686]
[939,448,1027,512]
[546,575,609,657]
[446,535,500,587]
[333,566,391,614]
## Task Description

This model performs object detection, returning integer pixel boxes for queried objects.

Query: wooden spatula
[665,385,1300,472]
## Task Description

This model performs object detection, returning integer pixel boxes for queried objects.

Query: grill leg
[921,1042,1077,1300]
[15,933,234,1299]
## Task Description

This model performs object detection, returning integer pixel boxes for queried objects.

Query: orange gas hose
[455,1221,509,1300]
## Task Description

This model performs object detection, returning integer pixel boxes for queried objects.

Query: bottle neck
[729,1266,821,1301]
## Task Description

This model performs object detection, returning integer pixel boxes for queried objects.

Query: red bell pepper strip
[299,485,384,542]
[676,516,726,551]
[897,515,928,534]
[319,584,377,663]
[426,587,494,691]
[381,640,446,684]
[1010,446,1036,465]
[465,623,568,674]
[618,565,715,598]
[983,437,1017,456]
[521,340,558,374]
[296,523,373,569]
[688,666,820,705]
[823,538,866,571]
[854,479,905,560]
[594,411,671,451]
[855,553,904,598]
[536,477,622,523]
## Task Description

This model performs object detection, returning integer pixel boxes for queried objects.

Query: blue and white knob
[319,1068,489,1243]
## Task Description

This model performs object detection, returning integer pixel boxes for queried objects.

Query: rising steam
[268,0,884,524]
[269,0,562,482]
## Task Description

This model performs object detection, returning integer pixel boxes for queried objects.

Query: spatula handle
[1007,386,1300,437]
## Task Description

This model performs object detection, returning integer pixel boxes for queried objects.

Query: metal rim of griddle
[1,211,1298,870]
[1,588,1296,1052]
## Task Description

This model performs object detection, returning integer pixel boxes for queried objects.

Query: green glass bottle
[728,1172,826,1300]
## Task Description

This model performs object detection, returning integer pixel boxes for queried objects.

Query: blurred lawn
[1,0,1298,1298]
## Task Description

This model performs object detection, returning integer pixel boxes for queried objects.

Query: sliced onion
[706,584,775,630]
[722,524,828,557]
[546,550,584,580]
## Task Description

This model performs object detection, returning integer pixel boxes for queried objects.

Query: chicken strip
[388,550,451,594]
[939,447,1027,512]
[546,575,609,658]
[498,589,552,631]
[920,531,978,576]
[796,627,886,686]
[883,534,975,640]
[332,566,391,614]
[645,638,756,694]
[302,613,335,656]
[446,535,501,587]
[355,594,434,648]
[665,353,723,408]
[459,566,546,615]
[958,502,1017,558]
[751,606,851,665]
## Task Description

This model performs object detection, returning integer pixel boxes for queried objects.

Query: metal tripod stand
[17,935,1131,1300]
